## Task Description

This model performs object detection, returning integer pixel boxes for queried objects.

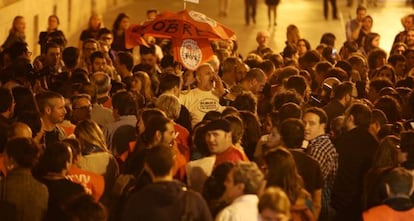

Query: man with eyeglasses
[79,38,99,72]
[70,94,92,125]
[98,28,117,65]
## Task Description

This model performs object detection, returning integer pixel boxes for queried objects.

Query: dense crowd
[1,5,414,221]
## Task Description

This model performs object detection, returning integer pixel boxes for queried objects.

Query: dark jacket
[0,168,48,221]
[122,180,213,221]
[332,126,378,221]
[323,100,345,131]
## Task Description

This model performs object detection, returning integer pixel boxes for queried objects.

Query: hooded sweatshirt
[122,180,212,221]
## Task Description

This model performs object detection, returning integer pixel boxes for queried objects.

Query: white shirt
[215,194,260,221]
[180,88,223,127]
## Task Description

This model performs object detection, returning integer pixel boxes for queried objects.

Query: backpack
[180,188,194,221]
[109,168,151,221]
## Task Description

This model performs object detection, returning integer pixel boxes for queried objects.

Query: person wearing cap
[204,119,249,166]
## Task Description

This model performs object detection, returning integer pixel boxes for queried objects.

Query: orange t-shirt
[172,141,187,181]
[0,154,7,177]
[363,204,414,221]
[66,165,105,201]
[174,124,190,161]
[214,146,249,166]
[102,97,112,109]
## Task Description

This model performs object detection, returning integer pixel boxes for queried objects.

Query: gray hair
[232,161,264,195]
[155,94,181,120]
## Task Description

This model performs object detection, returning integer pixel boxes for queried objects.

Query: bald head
[91,72,111,94]
[207,55,220,73]
[196,63,215,91]
[8,122,33,140]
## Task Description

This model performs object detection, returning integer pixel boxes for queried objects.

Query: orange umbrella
[125,10,236,70]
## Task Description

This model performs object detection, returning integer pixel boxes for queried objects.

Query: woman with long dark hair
[111,13,130,52]
[1,16,26,51]
[264,147,315,220]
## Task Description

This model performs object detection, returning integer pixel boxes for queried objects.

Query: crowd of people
[1,4,414,221]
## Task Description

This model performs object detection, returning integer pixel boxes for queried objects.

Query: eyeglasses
[73,104,92,110]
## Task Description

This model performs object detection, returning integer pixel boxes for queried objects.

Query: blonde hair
[10,16,25,37]
[74,120,108,152]
[286,24,300,46]
[259,187,291,219]
[88,13,103,30]
[155,94,181,120]
[133,71,153,100]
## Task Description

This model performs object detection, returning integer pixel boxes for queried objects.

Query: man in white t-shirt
[180,63,224,127]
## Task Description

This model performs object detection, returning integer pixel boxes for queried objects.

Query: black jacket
[122,180,212,221]
[332,126,378,221]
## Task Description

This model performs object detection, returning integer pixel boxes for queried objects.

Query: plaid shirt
[307,134,338,188]
[307,134,338,219]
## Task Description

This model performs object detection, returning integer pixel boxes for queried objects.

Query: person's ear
[154,130,162,143]
[237,182,245,193]
[410,182,414,196]
[226,131,232,139]
[385,183,391,196]
[321,123,327,130]
[45,106,52,115]
[348,114,354,124]
[144,162,155,180]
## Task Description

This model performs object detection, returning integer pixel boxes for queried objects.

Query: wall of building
[0,0,130,56]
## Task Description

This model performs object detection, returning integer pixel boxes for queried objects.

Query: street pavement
[69,0,414,57]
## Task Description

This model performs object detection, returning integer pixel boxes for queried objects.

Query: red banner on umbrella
[125,10,235,70]
[173,38,214,70]
[125,24,148,49]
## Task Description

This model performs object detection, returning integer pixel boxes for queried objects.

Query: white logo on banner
[180,39,202,70]
[189,10,217,27]
[185,0,200,3]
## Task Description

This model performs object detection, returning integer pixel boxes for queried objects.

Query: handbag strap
[180,186,193,221]
[1,176,6,200]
